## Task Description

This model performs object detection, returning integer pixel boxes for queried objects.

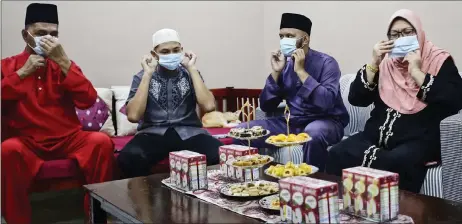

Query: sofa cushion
[420,165,443,198]
[113,127,233,151]
[75,88,116,136]
[112,136,134,152]
[111,86,138,136]
[35,159,80,180]
[35,128,233,181]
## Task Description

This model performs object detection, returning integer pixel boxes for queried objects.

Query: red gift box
[279,176,339,223]
[342,166,399,222]
[218,145,259,181]
[169,150,207,191]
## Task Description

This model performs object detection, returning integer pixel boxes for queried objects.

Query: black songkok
[280,13,312,35]
[25,3,59,26]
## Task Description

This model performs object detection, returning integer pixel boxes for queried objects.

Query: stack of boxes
[169,150,208,191]
[342,166,399,222]
[219,144,260,181]
[278,176,339,224]
[277,167,400,223]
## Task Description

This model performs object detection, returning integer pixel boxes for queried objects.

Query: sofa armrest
[255,102,286,120]
[440,113,462,202]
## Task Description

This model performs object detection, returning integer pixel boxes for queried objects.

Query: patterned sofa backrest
[340,73,374,136]
[459,72,462,114]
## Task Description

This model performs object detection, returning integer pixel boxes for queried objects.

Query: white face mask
[389,35,419,58]
[156,52,184,70]
[279,36,307,57]
[27,31,58,56]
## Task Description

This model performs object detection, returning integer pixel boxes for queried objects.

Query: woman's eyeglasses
[387,28,416,40]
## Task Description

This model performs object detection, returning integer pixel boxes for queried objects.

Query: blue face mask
[280,38,297,57]
[157,53,183,70]
[389,35,420,58]
[27,32,47,56]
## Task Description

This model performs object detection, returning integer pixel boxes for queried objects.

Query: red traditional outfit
[1,50,114,224]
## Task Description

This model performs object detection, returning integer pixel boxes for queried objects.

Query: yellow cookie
[274,167,285,177]
[287,136,296,142]
[299,163,311,171]
[275,134,287,141]
[293,167,301,176]
[285,161,295,169]
[242,161,253,166]
[283,168,294,177]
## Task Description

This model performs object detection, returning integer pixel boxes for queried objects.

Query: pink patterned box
[218,144,259,181]
[169,150,207,191]
[279,176,339,224]
[342,166,399,222]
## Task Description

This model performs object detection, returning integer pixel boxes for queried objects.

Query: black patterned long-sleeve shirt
[126,66,207,140]
[348,57,462,162]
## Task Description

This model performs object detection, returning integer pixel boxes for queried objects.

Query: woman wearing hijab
[326,9,462,193]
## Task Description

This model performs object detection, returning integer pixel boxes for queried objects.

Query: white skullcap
[152,28,181,48]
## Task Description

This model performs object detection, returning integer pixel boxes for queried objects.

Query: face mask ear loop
[298,35,308,49]
[26,31,36,49]
[149,51,160,72]
[152,50,159,58]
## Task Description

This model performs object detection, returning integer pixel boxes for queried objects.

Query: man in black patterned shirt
[117,28,222,178]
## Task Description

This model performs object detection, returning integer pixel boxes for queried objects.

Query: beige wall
[262,1,462,75]
[1,1,265,88]
[2,1,462,88]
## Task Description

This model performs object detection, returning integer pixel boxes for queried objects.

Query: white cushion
[111,86,138,136]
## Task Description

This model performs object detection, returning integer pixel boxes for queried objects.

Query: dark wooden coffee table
[84,164,462,223]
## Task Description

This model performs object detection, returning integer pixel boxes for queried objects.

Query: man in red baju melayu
[1,3,114,223]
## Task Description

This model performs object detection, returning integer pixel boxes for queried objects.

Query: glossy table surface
[85,164,462,223]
